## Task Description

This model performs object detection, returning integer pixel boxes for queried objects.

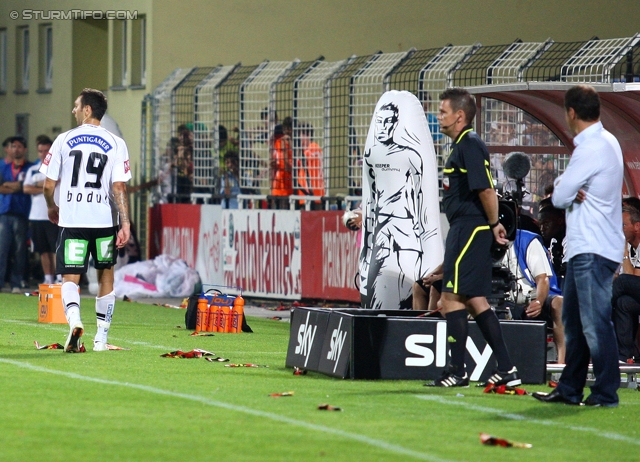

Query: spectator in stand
[218,125,239,174]
[23,135,60,285]
[0,136,34,293]
[176,124,194,202]
[270,116,293,208]
[296,123,324,198]
[536,156,557,201]
[611,205,640,363]
[156,137,179,204]
[220,151,242,209]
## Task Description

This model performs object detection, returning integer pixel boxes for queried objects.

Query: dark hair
[440,87,476,124]
[12,136,27,148]
[36,134,53,146]
[219,125,228,141]
[2,137,12,148]
[539,203,565,221]
[79,88,108,121]
[282,117,293,130]
[623,205,640,224]
[564,85,600,122]
[543,184,554,197]
[622,196,640,214]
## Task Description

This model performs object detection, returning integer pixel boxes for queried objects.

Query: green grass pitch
[1,293,639,461]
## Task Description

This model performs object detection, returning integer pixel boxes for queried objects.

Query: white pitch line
[0,359,453,462]
[1,319,285,355]
[416,394,640,446]
[1,319,180,351]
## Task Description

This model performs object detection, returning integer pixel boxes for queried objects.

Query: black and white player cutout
[359,91,443,309]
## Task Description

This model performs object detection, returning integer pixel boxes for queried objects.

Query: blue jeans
[0,214,29,289]
[557,253,620,405]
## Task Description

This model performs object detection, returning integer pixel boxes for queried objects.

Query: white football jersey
[41,124,131,228]
[24,161,49,221]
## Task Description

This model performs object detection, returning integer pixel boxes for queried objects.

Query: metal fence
[139,34,640,214]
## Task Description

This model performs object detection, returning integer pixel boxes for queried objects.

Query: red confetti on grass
[161,349,216,358]
[483,383,529,395]
[205,357,229,362]
[318,404,342,411]
[269,391,294,397]
[104,344,130,350]
[35,341,64,350]
[34,341,86,352]
[480,433,531,448]
[224,363,268,368]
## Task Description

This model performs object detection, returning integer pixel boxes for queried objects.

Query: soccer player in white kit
[40,88,131,352]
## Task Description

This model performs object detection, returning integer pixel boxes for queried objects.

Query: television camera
[489,152,532,318]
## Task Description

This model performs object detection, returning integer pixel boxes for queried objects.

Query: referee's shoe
[477,367,521,387]
[424,370,469,387]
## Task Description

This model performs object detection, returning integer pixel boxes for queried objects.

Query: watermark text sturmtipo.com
[10,10,138,20]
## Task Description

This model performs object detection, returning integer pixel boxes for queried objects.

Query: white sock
[44,274,54,284]
[61,281,82,328]
[95,291,116,344]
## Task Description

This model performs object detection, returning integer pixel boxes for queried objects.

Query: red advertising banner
[148,204,201,269]
[300,211,360,303]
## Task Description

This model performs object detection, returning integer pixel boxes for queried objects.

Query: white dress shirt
[551,121,624,263]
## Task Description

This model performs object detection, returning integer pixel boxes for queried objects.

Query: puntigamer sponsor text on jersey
[66,135,113,152]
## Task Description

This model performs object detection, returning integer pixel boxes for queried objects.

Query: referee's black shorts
[442,217,493,298]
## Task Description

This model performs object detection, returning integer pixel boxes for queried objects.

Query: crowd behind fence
[139,34,640,215]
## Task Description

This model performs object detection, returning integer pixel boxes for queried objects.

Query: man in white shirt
[41,88,131,353]
[23,135,59,284]
[533,85,623,407]
[611,205,640,363]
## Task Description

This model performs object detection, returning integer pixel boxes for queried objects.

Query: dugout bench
[547,364,640,389]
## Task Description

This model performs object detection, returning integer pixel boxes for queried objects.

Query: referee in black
[427,88,520,387]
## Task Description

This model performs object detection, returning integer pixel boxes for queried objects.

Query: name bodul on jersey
[65,189,110,205]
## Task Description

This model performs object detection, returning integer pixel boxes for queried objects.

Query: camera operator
[496,229,565,363]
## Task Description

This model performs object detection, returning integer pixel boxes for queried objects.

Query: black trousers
[611,274,640,360]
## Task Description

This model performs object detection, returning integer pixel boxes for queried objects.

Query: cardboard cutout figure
[359,91,443,309]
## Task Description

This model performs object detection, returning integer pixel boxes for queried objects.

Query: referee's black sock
[474,309,514,372]
[445,309,468,376]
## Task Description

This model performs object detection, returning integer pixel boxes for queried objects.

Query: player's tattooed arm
[113,181,130,225]
[113,181,131,249]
